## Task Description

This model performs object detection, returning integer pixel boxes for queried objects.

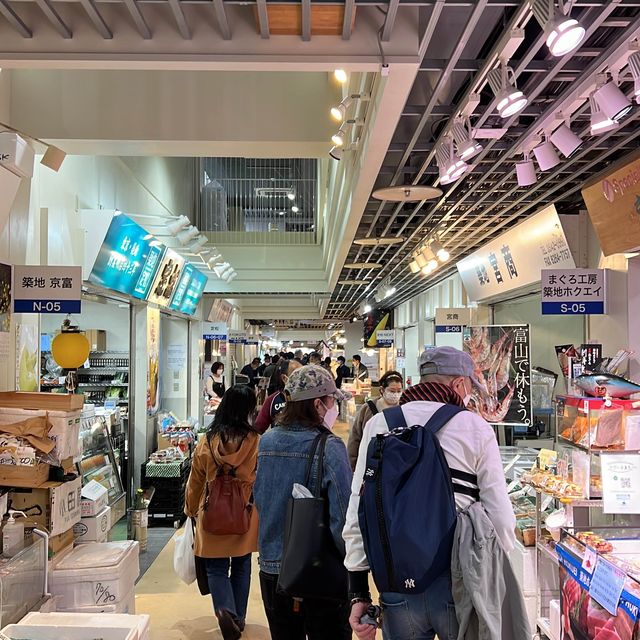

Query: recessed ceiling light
[287,192,295,201]
[344,262,383,269]
[278,211,285,216]
[353,237,404,246]
[291,206,299,213]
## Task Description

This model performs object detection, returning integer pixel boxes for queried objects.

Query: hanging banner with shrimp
[463,325,532,426]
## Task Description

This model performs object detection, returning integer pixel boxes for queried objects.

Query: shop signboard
[146,248,186,307]
[582,151,640,256]
[363,309,393,348]
[13,266,81,313]
[229,330,247,345]
[435,307,471,333]
[208,298,234,324]
[376,330,395,346]
[457,205,575,302]
[88,214,165,300]
[203,322,228,341]
[246,336,259,346]
[168,263,194,312]
[178,268,207,316]
[463,325,532,426]
[557,542,639,639]
[541,269,607,315]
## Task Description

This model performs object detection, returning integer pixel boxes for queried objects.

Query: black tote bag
[277,430,348,602]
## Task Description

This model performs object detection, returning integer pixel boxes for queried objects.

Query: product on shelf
[594,406,625,448]
[574,531,614,554]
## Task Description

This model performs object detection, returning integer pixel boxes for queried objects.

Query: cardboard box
[85,329,107,352]
[73,505,111,543]
[47,527,75,559]
[10,477,82,536]
[0,392,84,411]
[0,407,82,464]
[0,462,50,488]
[80,480,109,517]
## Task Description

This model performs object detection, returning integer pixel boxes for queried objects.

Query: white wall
[160,313,189,418]
[40,299,130,351]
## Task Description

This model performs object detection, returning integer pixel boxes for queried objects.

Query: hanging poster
[463,325,532,426]
[557,543,639,640]
[363,309,393,348]
[0,263,10,333]
[15,324,39,391]
[147,307,160,416]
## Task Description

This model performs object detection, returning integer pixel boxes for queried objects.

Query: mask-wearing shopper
[254,359,303,434]
[206,361,226,399]
[346,370,403,471]
[184,385,259,640]
[254,365,354,640]
[344,346,528,640]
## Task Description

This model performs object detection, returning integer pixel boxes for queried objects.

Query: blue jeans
[205,554,252,624]
[380,571,458,640]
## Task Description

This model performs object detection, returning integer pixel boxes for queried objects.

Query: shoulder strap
[424,404,464,435]
[381,405,408,430]
[303,430,330,496]
[366,399,379,415]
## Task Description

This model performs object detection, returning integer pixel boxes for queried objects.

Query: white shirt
[342,401,516,572]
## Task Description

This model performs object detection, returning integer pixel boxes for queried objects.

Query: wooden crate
[0,392,84,411]
[254,4,356,36]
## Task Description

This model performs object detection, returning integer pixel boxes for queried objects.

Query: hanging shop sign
[229,331,247,345]
[457,205,575,302]
[246,336,259,346]
[13,266,81,314]
[363,309,393,348]
[582,151,640,256]
[435,307,471,333]
[147,248,186,307]
[376,330,395,347]
[176,269,207,317]
[541,269,607,315]
[208,299,234,324]
[203,322,228,341]
[601,453,640,514]
[463,325,532,426]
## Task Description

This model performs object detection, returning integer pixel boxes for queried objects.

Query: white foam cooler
[16,612,150,640]
[49,541,139,611]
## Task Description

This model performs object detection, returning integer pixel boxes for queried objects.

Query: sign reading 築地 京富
[13,266,81,314]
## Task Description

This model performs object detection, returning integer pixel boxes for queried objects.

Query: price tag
[538,448,558,470]
[589,556,626,615]
[582,546,598,573]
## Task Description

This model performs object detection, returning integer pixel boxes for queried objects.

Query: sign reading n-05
[13,266,82,314]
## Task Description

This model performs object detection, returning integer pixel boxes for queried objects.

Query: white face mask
[462,393,472,407]
[320,401,339,430]
[383,391,402,405]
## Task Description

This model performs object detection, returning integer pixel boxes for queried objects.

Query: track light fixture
[531,0,585,57]
[429,240,450,263]
[332,126,347,147]
[451,117,483,161]
[409,260,420,274]
[549,122,582,158]
[629,51,640,102]
[188,235,208,252]
[533,136,560,171]
[436,136,468,185]
[166,215,191,235]
[516,153,537,187]
[330,93,370,122]
[487,61,528,119]
[593,76,632,122]
[589,93,618,135]
[415,252,428,269]
[329,140,358,161]
[176,225,200,245]
[334,69,348,84]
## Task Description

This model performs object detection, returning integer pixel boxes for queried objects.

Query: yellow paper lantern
[52,331,90,370]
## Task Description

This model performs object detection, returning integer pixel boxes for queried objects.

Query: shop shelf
[536,541,558,565]
[537,616,558,640]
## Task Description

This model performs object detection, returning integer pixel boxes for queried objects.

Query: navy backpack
[358,404,479,595]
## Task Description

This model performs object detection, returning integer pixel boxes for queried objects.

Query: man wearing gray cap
[343,346,518,640]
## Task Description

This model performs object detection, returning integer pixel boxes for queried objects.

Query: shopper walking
[308,351,322,366]
[254,365,353,640]
[346,370,403,470]
[263,354,280,393]
[350,355,369,381]
[344,346,524,640]
[185,385,259,640]
[258,354,271,377]
[240,357,261,389]
[205,361,226,399]
[335,356,351,389]
[255,359,302,433]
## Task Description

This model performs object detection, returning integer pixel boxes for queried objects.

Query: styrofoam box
[49,541,139,610]
[511,540,537,595]
[18,612,149,640]
[523,593,537,637]
[57,586,135,615]
[1,624,136,640]
[0,408,81,464]
[549,599,561,640]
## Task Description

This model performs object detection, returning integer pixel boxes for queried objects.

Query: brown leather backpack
[202,444,252,536]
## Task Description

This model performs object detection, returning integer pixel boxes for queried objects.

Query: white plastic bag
[173,521,197,584]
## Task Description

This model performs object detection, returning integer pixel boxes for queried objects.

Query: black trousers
[259,571,352,640]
